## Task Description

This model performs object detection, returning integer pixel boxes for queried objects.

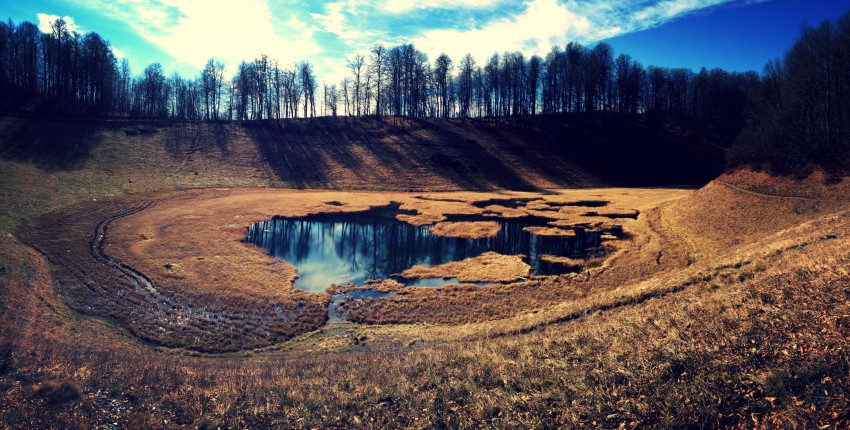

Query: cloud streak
[383,0,504,14]
[57,0,748,80]
[411,0,739,64]
[413,0,591,63]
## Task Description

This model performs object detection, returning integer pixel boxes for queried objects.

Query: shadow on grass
[245,117,548,191]
[0,115,104,171]
[534,114,725,187]
[163,121,233,160]
[244,114,724,191]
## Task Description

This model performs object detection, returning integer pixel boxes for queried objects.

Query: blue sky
[3,0,848,82]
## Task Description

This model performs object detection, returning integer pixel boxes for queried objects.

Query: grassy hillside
[1,113,846,428]
[0,113,721,230]
[1,169,847,428]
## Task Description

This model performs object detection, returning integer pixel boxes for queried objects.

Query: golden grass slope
[0,114,616,235]
[2,140,850,428]
[4,113,845,426]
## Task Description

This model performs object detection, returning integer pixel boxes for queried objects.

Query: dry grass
[428,221,501,238]
[0,114,618,237]
[18,186,675,349]
[540,254,586,269]
[522,225,576,237]
[1,114,848,428]
[2,182,849,427]
[401,251,531,282]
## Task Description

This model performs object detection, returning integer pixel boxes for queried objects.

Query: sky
[3,0,848,83]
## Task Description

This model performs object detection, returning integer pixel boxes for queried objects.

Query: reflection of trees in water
[246,214,606,281]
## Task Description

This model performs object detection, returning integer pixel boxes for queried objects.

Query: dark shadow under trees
[731,10,850,174]
[0,112,106,170]
[244,114,724,190]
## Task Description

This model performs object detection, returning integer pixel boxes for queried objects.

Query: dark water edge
[327,290,397,323]
[245,205,622,293]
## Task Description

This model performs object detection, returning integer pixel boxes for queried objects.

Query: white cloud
[317,56,350,87]
[72,0,321,76]
[36,13,80,35]
[411,0,737,65]
[111,46,126,59]
[157,0,320,72]
[413,0,590,63]
[384,0,503,14]
[561,0,734,36]
[314,2,347,36]
[61,0,744,84]
[311,1,376,43]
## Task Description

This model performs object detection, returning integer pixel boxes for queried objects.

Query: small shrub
[0,342,11,374]
[198,419,227,430]
[761,370,791,398]
[759,291,777,304]
[32,379,82,404]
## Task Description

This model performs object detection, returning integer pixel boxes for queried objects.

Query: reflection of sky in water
[288,223,384,288]
[246,212,608,293]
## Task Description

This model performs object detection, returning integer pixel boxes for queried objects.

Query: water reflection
[245,210,614,292]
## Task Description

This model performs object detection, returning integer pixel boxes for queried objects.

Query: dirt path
[718,180,835,201]
[20,194,329,353]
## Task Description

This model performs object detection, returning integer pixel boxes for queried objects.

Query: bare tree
[299,61,316,118]
[527,55,541,116]
[370,44,385,117]
[434,53,452,118]
[341,77,350,117]
[458,53,475,118]
[347,54,365,116]
[324,83,339,117]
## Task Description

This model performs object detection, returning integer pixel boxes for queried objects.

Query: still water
[245,208,616,292]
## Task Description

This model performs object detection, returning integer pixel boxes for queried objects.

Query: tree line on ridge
[2,10,850,171]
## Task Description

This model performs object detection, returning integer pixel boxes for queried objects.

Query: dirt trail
[20,194,329,353]
[718,179,845,201]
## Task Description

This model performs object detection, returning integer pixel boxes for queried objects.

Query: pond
[245,205,620,293]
